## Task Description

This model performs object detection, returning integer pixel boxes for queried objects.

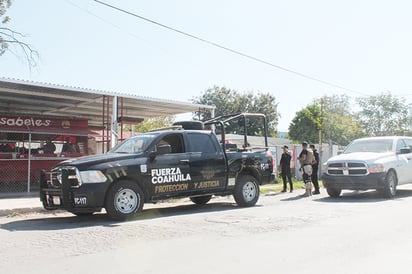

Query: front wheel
[105,180,144,221]
[326,188,341,198]
[233,175,260,207]
[190,195,212,205]
[72,212,94,217]
[380,170,397,198]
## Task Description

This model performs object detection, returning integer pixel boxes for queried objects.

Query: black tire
[190,195,212,205]
[233,175,260,207]
[105,180,144,221]
[72,212,94,217]
[326,188,341,198]
[380,170,397,198]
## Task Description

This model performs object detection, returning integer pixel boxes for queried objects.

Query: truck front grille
[327,162,368,176]
[50,167,81,188]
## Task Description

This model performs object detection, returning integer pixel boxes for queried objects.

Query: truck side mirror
[399,147,411,154]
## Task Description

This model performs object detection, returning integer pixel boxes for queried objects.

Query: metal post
[106,96,110,152]
[210,107,216,132]
[111,96,118,149]
[102,95,106,154]
[319,100,323,175]
[120,97,124,141]
[27,130,32,193]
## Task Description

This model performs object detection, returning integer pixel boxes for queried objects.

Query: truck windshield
[344,139,393,153]
[110,134,157,153]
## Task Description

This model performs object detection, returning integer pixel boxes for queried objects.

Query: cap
[302,141,308,146]
[282,145,288,149]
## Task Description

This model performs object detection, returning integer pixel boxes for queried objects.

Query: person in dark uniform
[279,145,293,192]
[310,144,320,194]
[42,137,56,154]
[62,137,77,154]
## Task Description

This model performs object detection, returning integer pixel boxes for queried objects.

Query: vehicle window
[344,139,393,153]
[401,139,412,150]
[188,133,216,153]
[157,133,184,153]
[111,134,156,153]
[396,139,407,152]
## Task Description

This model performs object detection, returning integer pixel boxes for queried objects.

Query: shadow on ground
[0,200,250,232]
[314,188,412,203]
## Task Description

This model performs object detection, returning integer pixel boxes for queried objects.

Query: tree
[125,116,174,133]
[288,94,363,146]
[316,94,364,146]
[0,0,38,67]
[192,86,244,119]
[356,92,410,136]
[192,86,279,136]
[288,103,321,144]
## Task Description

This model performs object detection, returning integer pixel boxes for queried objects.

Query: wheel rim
[242,181,257,202]
[114,188,139,214]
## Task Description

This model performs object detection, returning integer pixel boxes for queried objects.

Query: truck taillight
[271,156,275,172]
[266,150,275,172]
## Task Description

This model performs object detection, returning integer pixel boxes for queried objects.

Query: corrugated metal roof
[0,77,214,128]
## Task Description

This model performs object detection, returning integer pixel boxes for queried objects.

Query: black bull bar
[40,168,74,211]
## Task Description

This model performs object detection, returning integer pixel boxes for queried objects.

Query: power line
[64,0,170,54]
[94,0,368,96]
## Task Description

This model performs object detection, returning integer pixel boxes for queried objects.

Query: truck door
[186,132,227,193]
[398,138,412,184]
[148,133,193,198]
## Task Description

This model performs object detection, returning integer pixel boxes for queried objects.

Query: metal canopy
[0,78,214,129]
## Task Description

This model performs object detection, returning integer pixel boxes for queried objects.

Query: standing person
[42,137,56,154]
[279,145,293,192]
[298,142,313,196]
[310,144,320,194]
[62,137,76,154]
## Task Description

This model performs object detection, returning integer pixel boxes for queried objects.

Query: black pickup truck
[40,113,274,221]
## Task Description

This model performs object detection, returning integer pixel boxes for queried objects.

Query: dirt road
[1,186,412,273]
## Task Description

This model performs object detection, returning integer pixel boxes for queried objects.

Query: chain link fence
[0,157,62,193]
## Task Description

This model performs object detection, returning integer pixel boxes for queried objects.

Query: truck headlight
[79,170,107,183]
[368,164,385,173]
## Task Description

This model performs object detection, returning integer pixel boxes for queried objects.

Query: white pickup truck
[322,136,412,198]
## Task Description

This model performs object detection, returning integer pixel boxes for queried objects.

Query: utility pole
[319,99,323,174]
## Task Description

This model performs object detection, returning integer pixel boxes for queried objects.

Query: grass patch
[6,211,22,218]
[261,179,324,194]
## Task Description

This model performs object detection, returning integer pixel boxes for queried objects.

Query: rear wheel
[380,170,397,198]
[190,195,212,205]
[233,175,260,207]
[105,180,144,221]
[326,188,341,198]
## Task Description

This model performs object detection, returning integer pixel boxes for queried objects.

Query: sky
[1,0,412,131]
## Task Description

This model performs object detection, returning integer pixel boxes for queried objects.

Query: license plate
[52,196,61,205]
[74,196,87,206]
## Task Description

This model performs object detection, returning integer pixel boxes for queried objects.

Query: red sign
[0,115,88,133]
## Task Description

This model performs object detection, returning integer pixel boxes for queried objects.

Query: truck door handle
[180,159,190,164]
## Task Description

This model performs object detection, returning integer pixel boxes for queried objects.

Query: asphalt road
[1,186,412,274]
